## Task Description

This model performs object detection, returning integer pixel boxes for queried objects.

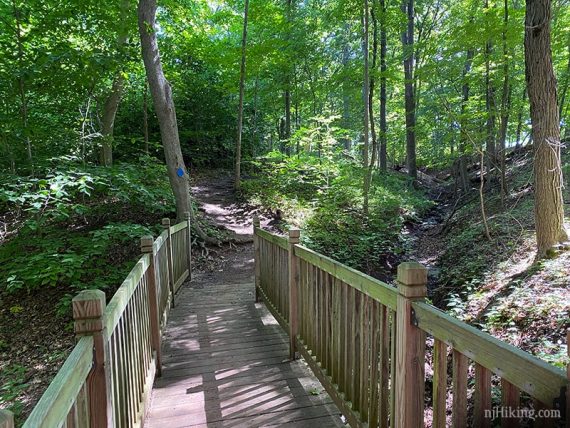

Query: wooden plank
[368,300,380,427]
[412,301,566,405]
[22,337,94,428]
[254,227,288,249]
[294,245,397,310]
[432,339,447,428]
[0,410,14,428]
[297,339,364,428]
[501,378,519,428]
[378,305,389,428]
[152,229,169,254]
[169,221,188,234]
[473,363,491,428]
[389,308,396,427]
[451,349,468,428]
[173,269,189,293]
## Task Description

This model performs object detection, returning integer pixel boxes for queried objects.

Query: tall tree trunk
[484,0,496,187]
[12,0,32,174]
[524,0,568,256]
[138,0,190,219]
[283,0,293,155]
[363,0,371,214]
[100,0,130,167]
[458,49,474,193]
[100,76,124,166]
[143,80,149,154]
[342,23,351,151]
[235,0,249,190]
[379,0,388,171]
[401,0,417,180]
[498,0,511,204]
[369,0,379,171]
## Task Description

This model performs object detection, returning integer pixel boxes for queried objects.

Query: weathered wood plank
[451,349,468,428]
[22,337,93,428]
[294,245,397,310]
[473,363,491,428]
[254,227,288,249]
[432,339,448,428]
[413,301,566,405]
[169,221,188,234]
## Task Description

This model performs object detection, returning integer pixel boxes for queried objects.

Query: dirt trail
[189,173,272,285]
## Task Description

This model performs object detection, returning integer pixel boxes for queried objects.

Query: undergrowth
[241,151,431,274]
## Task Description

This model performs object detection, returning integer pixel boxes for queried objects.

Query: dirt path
[189,172,279,287]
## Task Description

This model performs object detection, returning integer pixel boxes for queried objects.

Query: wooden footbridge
[3,216,568,428]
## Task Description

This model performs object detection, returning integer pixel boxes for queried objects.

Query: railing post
[288,228,300,360]
[141,236,162,376]
[253,216,261,303]
[72,289,112,428]
[395,262,427,428]
[0,410,14,428]
[184,211,192,282]
[162,218,175,308]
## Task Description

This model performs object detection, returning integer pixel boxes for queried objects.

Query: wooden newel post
[184,211,192,282]
[141,236,162,376]
[253,216,261,303]
[395,262,427,428]
[162,218,175,308]
[288,228,301,360]
[0,410,14,428]
[72,289,113,427]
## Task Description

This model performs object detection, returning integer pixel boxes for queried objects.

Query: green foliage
[0,158,174,296]
[0,364,27,419]
[242,151,431,271]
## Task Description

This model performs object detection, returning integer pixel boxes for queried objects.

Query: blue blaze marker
[177,168,184,177]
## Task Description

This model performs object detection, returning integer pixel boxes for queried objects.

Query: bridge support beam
[395,262,427,428]
[288,228,300,360]
[72,289,113,428]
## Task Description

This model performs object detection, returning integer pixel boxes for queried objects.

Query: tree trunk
[100,76,124,166]
[143,80,149,154]
[363,0,371,214]
[484,0,496,187]
[379,0,387,171]
[235,0,249,190]
[138,0,191,219]
[100,0,130,167]
[342,23,351,151]
[498,0,511,204]
[458,49,474,193]
[524,0,568,256]
[401,0,417,180]
[12,0,32,174]
[369,0,379,171]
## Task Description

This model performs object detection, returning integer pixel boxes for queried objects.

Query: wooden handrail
[22,337,94,428]
[294,244,398,310]
[254,223,568,427]
[412,300,567,405]
[23,219,191,427]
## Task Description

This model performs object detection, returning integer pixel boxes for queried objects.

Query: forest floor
[406,148,569,368]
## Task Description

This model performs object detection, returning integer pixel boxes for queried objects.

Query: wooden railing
[10,213,192,428]
[253,219,569,428]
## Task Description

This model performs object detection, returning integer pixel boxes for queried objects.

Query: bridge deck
[145,271,343,427]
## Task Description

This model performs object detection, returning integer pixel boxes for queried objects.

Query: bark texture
[235,0,249,190]
[138,0,191,219]
[524,0,568,255]
[100,76,124,166]
[401,0,417,180]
